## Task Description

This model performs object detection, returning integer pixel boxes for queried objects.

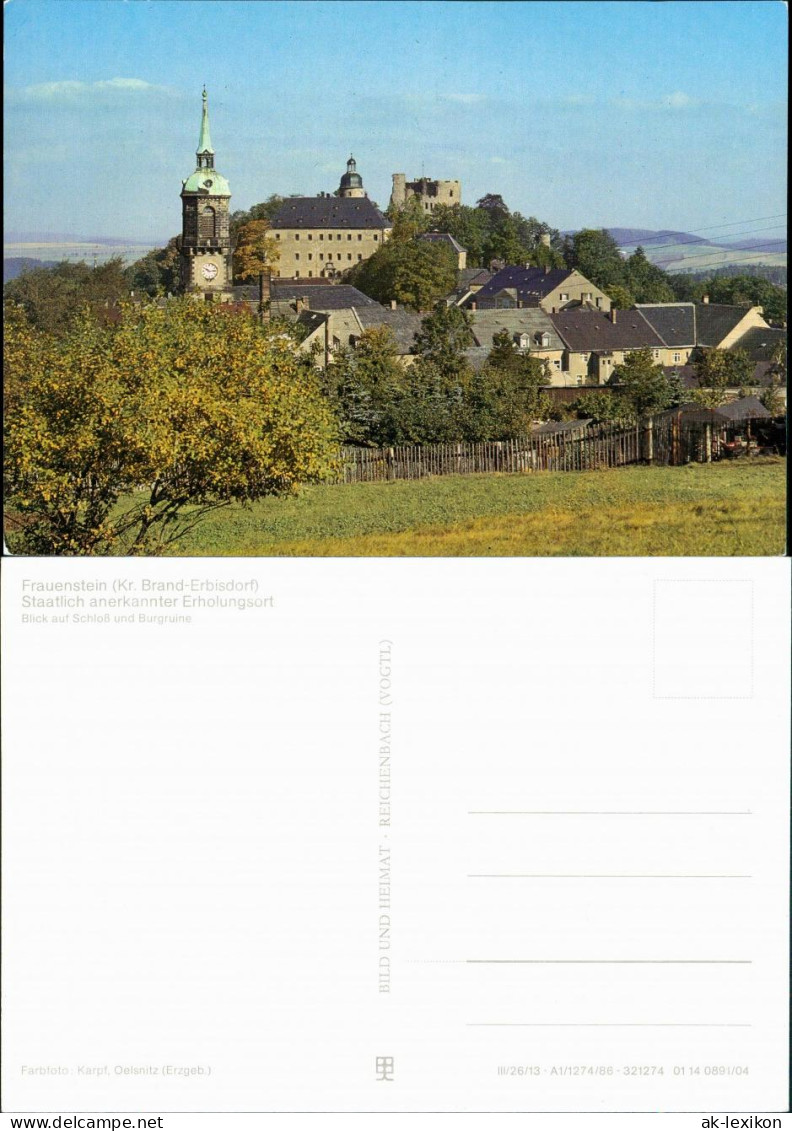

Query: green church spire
[197,88,214,158]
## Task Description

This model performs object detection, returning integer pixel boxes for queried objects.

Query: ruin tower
[180,89,233,299]
[389,173,461,213]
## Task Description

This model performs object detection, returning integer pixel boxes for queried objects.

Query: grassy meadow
[153,458,786,557]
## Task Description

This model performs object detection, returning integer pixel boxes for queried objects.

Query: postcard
[2,0,788,1121]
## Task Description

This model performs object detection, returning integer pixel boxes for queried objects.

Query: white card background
[2,555,789,1113]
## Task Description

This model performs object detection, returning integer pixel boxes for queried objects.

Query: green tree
[229,195,286,242]
[233,219,280,281]
[126,236,182,297]
[389,196,431,242]
[606,284,635,310]
[323,326,406,446]
[693,347,754,407]
[564,229,627,291]
[573,389,627,423]
[428,203,492,267]
[348,240,457,311]
[624,246,675,303]
[4,257,133,335]
[608,348,675,417]
[412,302,475,378]
[3,299,339,555]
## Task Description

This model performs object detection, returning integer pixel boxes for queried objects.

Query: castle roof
[270,196,390,230]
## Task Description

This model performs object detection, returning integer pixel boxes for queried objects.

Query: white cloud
[442,93,486,105]
[664,90,693,109]
[14,78,173,102]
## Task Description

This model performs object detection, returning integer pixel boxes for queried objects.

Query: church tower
[180,89,233,299]
[337,155,367,199]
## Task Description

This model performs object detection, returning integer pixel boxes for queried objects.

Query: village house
[417,231,467,270]
[464,308,566,380]
[268,157,392,280]
[549,308,668,384]
[232,279,422,370]
[459,265,612,314]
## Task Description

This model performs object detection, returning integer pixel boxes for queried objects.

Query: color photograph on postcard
[3,0,787,557]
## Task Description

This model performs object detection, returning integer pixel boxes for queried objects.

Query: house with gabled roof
[464,308,566,379]
[459,265,612,314]
[416,231,467,270]
[549,308,667,384]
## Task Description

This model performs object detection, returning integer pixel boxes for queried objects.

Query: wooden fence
[337,414,767,484]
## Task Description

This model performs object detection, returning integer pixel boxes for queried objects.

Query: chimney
[517,300,523,309]
[470,301,477,311]
[258,270,271,322]
[609,308,617,323]
[702,294,710,304]
[294,295,309,314]
[390,299,397,310]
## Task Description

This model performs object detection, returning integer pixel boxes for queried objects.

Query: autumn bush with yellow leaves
[3,298,339,555]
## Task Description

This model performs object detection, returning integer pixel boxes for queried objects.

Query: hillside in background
[606,227,786,275]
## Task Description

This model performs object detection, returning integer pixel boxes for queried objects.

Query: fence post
[704,424,712,463]
[387,447,395,481]
[644,416,654,464]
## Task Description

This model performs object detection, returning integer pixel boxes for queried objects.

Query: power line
[653,238,788,268]
[619,222,786,257]
[614,212,786,247]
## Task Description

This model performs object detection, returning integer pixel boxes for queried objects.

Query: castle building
[337,155,366,199]
[268,157,391,279]
[180,90,233,299]
[390,174,461,213]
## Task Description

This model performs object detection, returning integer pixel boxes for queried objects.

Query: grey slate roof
[696,304,753,347]
[270,196,391,230]
[469,308,564,351]
[716,395,772,421]
[272,282,380,310]
[635,303,696,347]
[417,231,466,254]
[355,306,424,352]
[469,265,574,306]
[458,267,493,288]
[728,326,786,361]
[550,309,665,352]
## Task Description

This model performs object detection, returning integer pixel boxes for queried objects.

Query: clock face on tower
[201,262,219,281]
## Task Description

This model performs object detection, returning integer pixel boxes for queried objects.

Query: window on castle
[320,234,324,241]
[295,234,300,241]
[319,253,324,261]
[337,254,342,260]
[308,234,313,240]
[357,254,362,261]
[295,254,300,261]
[308,254,313,261]
[357,234,362,241]
[347,234,352,240]
[374,235,379,242]
[308,271,313,277]
[199,206,216,239]
[347,254,352,260]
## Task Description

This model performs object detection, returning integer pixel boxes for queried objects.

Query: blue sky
[4,0,787,243]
